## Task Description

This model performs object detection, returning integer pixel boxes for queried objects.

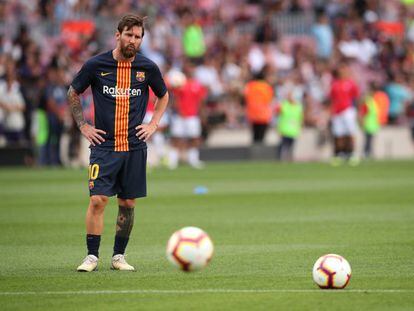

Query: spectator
[407,99,414,145]
[0,0,413,165]
[255,13,278,44]
[312,11,334,60]
[0,65,26,145]
[18,44,43,147]
[45,66,68,165]
[181,9,206,63]
[35,78,49,166]
[194,57,224,101]
[385,73,412,125]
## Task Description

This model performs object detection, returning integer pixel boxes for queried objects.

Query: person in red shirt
[329,62,360,165]
[169,62,207,169]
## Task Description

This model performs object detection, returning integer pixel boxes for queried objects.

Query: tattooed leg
[116,206,135,238]
[113,205,135,255]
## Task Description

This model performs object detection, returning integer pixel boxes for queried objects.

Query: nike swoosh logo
[100,72,112,77]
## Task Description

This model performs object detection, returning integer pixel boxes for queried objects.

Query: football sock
[86,234,101,257]
[113,236,129,256]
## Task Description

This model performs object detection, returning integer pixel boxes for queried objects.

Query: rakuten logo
[103,85,142,97]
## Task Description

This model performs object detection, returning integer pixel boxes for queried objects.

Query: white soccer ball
[166,70,187,88]
[166,226,214,272]
[312,254,352,289]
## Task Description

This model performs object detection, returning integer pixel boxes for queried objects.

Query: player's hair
[117,14,145,37]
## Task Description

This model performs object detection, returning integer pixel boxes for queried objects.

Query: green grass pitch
[0,160,413,310]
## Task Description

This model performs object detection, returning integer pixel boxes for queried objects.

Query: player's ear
[115,31,121,41]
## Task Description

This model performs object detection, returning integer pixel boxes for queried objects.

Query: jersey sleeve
[71,60,94,94]
[148,64,167,98]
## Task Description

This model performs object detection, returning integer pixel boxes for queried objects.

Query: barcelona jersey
[71,50,167,151]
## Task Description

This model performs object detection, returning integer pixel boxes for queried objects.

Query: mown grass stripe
[1,289,412,295]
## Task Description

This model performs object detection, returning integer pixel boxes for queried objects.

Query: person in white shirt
[0,68,25,145]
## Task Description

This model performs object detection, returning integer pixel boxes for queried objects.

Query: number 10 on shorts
[88,164,100,180]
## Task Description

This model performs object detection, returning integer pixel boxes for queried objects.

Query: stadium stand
[0,0,413,166]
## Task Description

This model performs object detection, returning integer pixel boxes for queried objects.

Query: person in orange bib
[244,68,274,144]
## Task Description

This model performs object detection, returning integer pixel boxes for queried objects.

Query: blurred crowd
[0,0,414,166]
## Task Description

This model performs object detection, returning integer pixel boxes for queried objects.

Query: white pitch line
[0,289,413,296]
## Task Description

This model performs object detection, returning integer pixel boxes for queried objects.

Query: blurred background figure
[181,8,206,64]
[34,79,49,166]
[360,83,381,159]
[144,88,170,169]
[311,10,334,60]
[329,63,360,166]
[0,0,414,165]
[0,64,26,146]
[407,99,414,146]
[275,89,304,161]
[385,73,412,125]
[244,67,274,145]
[372,82,390,128]
[169,63,207,169]
[45,66,68,166]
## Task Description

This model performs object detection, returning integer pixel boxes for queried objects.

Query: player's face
[117,26,143,59]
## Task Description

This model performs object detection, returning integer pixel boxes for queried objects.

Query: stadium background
[0,0,414,166]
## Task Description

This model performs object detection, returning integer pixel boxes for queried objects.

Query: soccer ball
[166,226,214,272]
[312,254,352,289]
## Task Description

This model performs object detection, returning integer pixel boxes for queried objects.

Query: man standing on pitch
[329,62,359,166]
[67,15,169,272]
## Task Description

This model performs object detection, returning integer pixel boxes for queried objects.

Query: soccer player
[67,15,169,272]
[244,68,273,145]
[275,90,303,161]
[329,62,359,165]
[169,62,207,169]
[359,83,380,159]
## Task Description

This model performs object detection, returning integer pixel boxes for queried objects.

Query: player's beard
[120,42,137,59]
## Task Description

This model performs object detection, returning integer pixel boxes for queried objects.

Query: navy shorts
[88,148,147,199]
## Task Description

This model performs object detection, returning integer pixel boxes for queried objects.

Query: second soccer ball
[312,254,352,289]
[166,226,214,272]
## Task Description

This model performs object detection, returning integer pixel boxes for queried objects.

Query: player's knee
[118,198,135,208]
[89,195,108,212]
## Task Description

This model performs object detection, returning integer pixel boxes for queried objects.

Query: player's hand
[136,123,157,142]
[80,123,106,146]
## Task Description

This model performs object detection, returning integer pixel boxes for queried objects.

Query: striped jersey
[71,50,167,151]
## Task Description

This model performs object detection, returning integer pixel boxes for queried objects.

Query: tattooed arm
[67,86,106,146]
[67,86,86,129]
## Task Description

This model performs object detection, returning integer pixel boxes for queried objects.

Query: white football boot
[111,254,135,271]
[77,255,98,272]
